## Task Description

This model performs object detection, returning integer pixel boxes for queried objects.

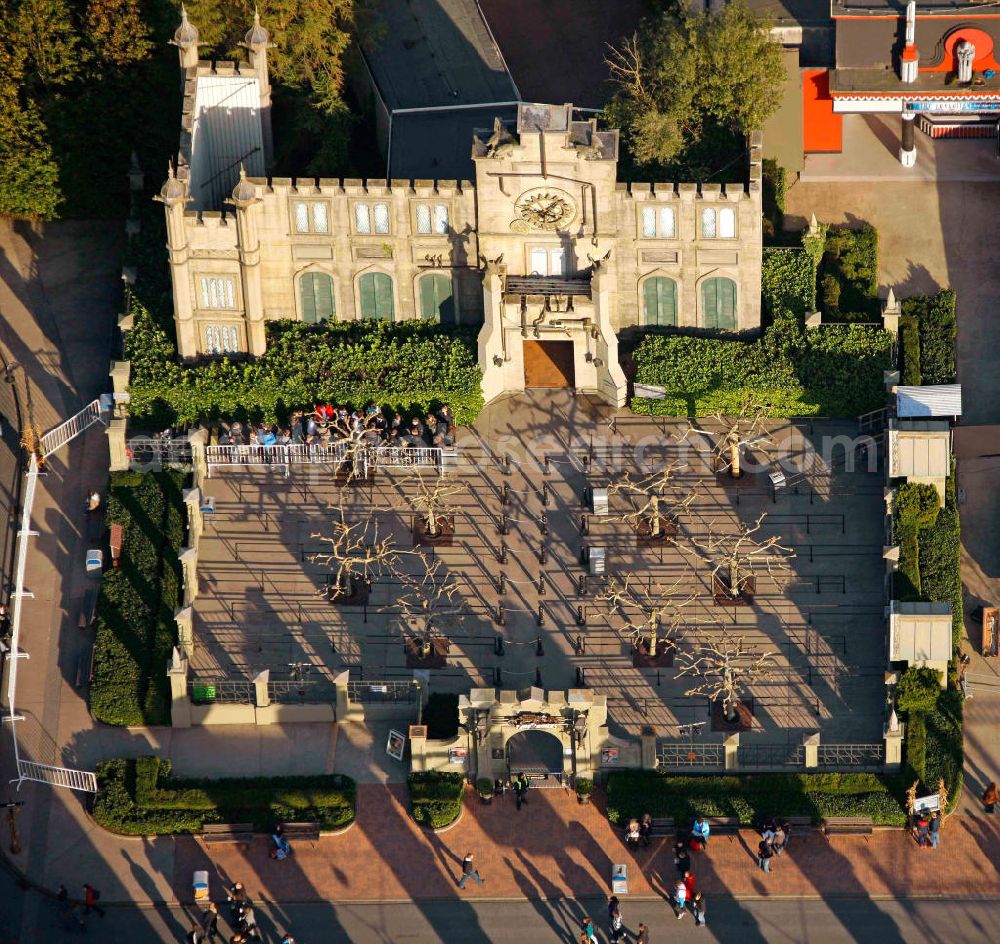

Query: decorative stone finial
[173,5,199,48]
[244,7,271,47]
[806,212,820,238]
[228,164,258,205]
[158,161,186,203]
[888,708,900,733]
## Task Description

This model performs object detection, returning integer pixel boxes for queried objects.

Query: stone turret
[225,167,266,355]
[171,5,200,72]
[154,163,197,356]
[242,8,274,167]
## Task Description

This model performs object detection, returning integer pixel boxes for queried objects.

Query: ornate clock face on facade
[513,187,577,232]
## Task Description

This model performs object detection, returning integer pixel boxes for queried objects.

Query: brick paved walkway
[171,785,1000,903]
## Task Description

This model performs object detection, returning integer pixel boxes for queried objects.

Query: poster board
[386,729,406,762]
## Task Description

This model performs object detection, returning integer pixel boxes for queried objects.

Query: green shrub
[899,314,921,386]
[407,771,465,828]
[894,524,921,599]
[761,247,816,316]
[631,311,894,418]
[819,226,880,321]
[93,757,356,834]
[905,712,927,783]
[575,778,594,796]
[897,667,943,714]
[424,693,459,740]
[605,771,906,827]
[918,468,963,647]
[476,778,494,796]
[125,295,485,428]
[90,471,186,726]
[903,290,956,385]
[923,688,963,810]
[896,483,940,532]
[821,274,841,313]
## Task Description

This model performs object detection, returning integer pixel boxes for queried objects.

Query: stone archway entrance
[506,729,565,786]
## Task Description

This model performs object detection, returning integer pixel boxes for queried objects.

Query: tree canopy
[606,1,785,178]
[896,666,943,715]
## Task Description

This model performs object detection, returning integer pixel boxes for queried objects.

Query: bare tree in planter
[684,513,794,605]
[406,471,464,546]
[680,399,775,481]
[597,574,705,667]
[311,503,405,604]
[675,629,777,728]
[322,411,381,483]
[607,461,696,542]
[397,556,466,667]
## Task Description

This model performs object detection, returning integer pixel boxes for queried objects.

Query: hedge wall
[632,313,894,417]
[819,225,880,322]
[90,471,186,726]
[605,771,907,827]
[902,290,956,385]
[93,757,356,834]
[917,468,963,647]
[407,771,465,829]
[125,296,485,428]
[899,314,921,386]
[761,247,815,316]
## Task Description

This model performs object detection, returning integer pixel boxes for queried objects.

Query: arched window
[299,272,335,324]
[701,277,737,330]
[418,273,456,324]
[642,277,677,327]
[358,272,395,321]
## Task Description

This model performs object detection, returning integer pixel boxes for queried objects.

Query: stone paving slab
[165,785,1000,905]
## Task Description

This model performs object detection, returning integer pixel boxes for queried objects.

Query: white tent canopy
[896,385,962,419]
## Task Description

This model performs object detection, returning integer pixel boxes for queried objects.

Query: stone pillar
[154,168,196,357]
[900,112,916,168]
[805,311,822,329]
[884,719,904,770]
[179,546,198,605]
[882,287,901,335]
[109,360,131,418]
[183,487,203,546]
[168,646,192,728]
[175,605,194,659]
[803,731,820,769]
[640,726,657,771]
[723,732,740,770]
[226,171,266,356]
[242,12,274,167]
[106,417,129,472]
[334,669,351,721]
[409,724,428,772]
[253,669,270,709]
[171,6,201,73]
[188,427,209,489]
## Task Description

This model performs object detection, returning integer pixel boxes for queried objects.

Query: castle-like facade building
[159,10,763,407]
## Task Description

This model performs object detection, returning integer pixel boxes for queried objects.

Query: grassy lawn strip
[606,771,907,827]
[407,771,465,829]
[90,471,186,726]
[93,757,356,834]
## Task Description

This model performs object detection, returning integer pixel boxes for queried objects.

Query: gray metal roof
[896,384,963,418]
[188,75,266,211]
[889,601,952,663]
[363,0,517,111]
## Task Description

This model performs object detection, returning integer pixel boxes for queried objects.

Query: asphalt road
[4,868,1000,944]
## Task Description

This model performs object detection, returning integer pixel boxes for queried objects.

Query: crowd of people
[212,403,456,452]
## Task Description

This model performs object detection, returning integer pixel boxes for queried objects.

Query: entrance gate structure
[4,400,106,793]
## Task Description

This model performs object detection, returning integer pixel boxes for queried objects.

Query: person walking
[771,824,786,856]
[683,870,696,903]
[608,895,624,943]
[83,883,106,918]
[691,816,710,849]
[757,837,774,873]
[982,781,999,813]
[779,820,793,853]
[458,852,485,888]
[201,902,220,941]
[186,922,204,944]
[514,772,529,810]
[279,936,296,944]
[690,891,707,927]
[928,810,942,849]
[673,839,690,878]
[639,813,653,847]
[671,878,687,919]
[635,923,649,944]
[581,916,598,944]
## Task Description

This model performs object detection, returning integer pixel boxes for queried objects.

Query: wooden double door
[523,340,575,388]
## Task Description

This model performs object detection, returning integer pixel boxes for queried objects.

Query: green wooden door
[419,274,456,324]
[300,272,335,323]
[359,272,395,321]
[642,277,677,327]
[701,277,736,330]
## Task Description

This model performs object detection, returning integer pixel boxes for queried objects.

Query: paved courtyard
[194,391,887,747]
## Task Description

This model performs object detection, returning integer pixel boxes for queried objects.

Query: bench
[201,823,253,845]
[279,822,321,843]
[822,816,873,837]
[781,815,813,831]
[650,817,674,838]
[704,816,741,841]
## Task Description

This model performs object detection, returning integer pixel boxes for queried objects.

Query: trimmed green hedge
[91,471,186,726]
[902,290,956,385]
[93,757,356,834]
[631,312,894,417]
[606,771,907,827]
[125,295,485,428]
[918,467,963,647]
[762,247,815,316]
[899,314,921,386]
[905,712,927,784]
[407,771,465,829]
[819,225,880,322]
[923,688,963,811]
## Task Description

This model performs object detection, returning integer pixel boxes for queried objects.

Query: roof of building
[896,384,963,418]
[389,105,517,180]
[889,601,952,662]
[831,0,1000,16]
[747,0,832,25]
[362,0,517,111]
[188,75,266,211]
[889,422,951,478]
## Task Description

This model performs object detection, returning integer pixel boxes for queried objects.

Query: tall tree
[606,1,784,171]
[0,95,62,219]
[85,0,153,68]
[16,0,83,87]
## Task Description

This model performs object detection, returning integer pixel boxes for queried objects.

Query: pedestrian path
[165,786,1000,905]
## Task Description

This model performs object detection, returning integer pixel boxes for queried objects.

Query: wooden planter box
[713,574,755,606]
[404,636,450,668]
[635,515,678,546]
[413,514,455,547]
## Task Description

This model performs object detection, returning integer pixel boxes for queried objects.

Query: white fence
[205,442,443,477]
[39,398,104,457]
